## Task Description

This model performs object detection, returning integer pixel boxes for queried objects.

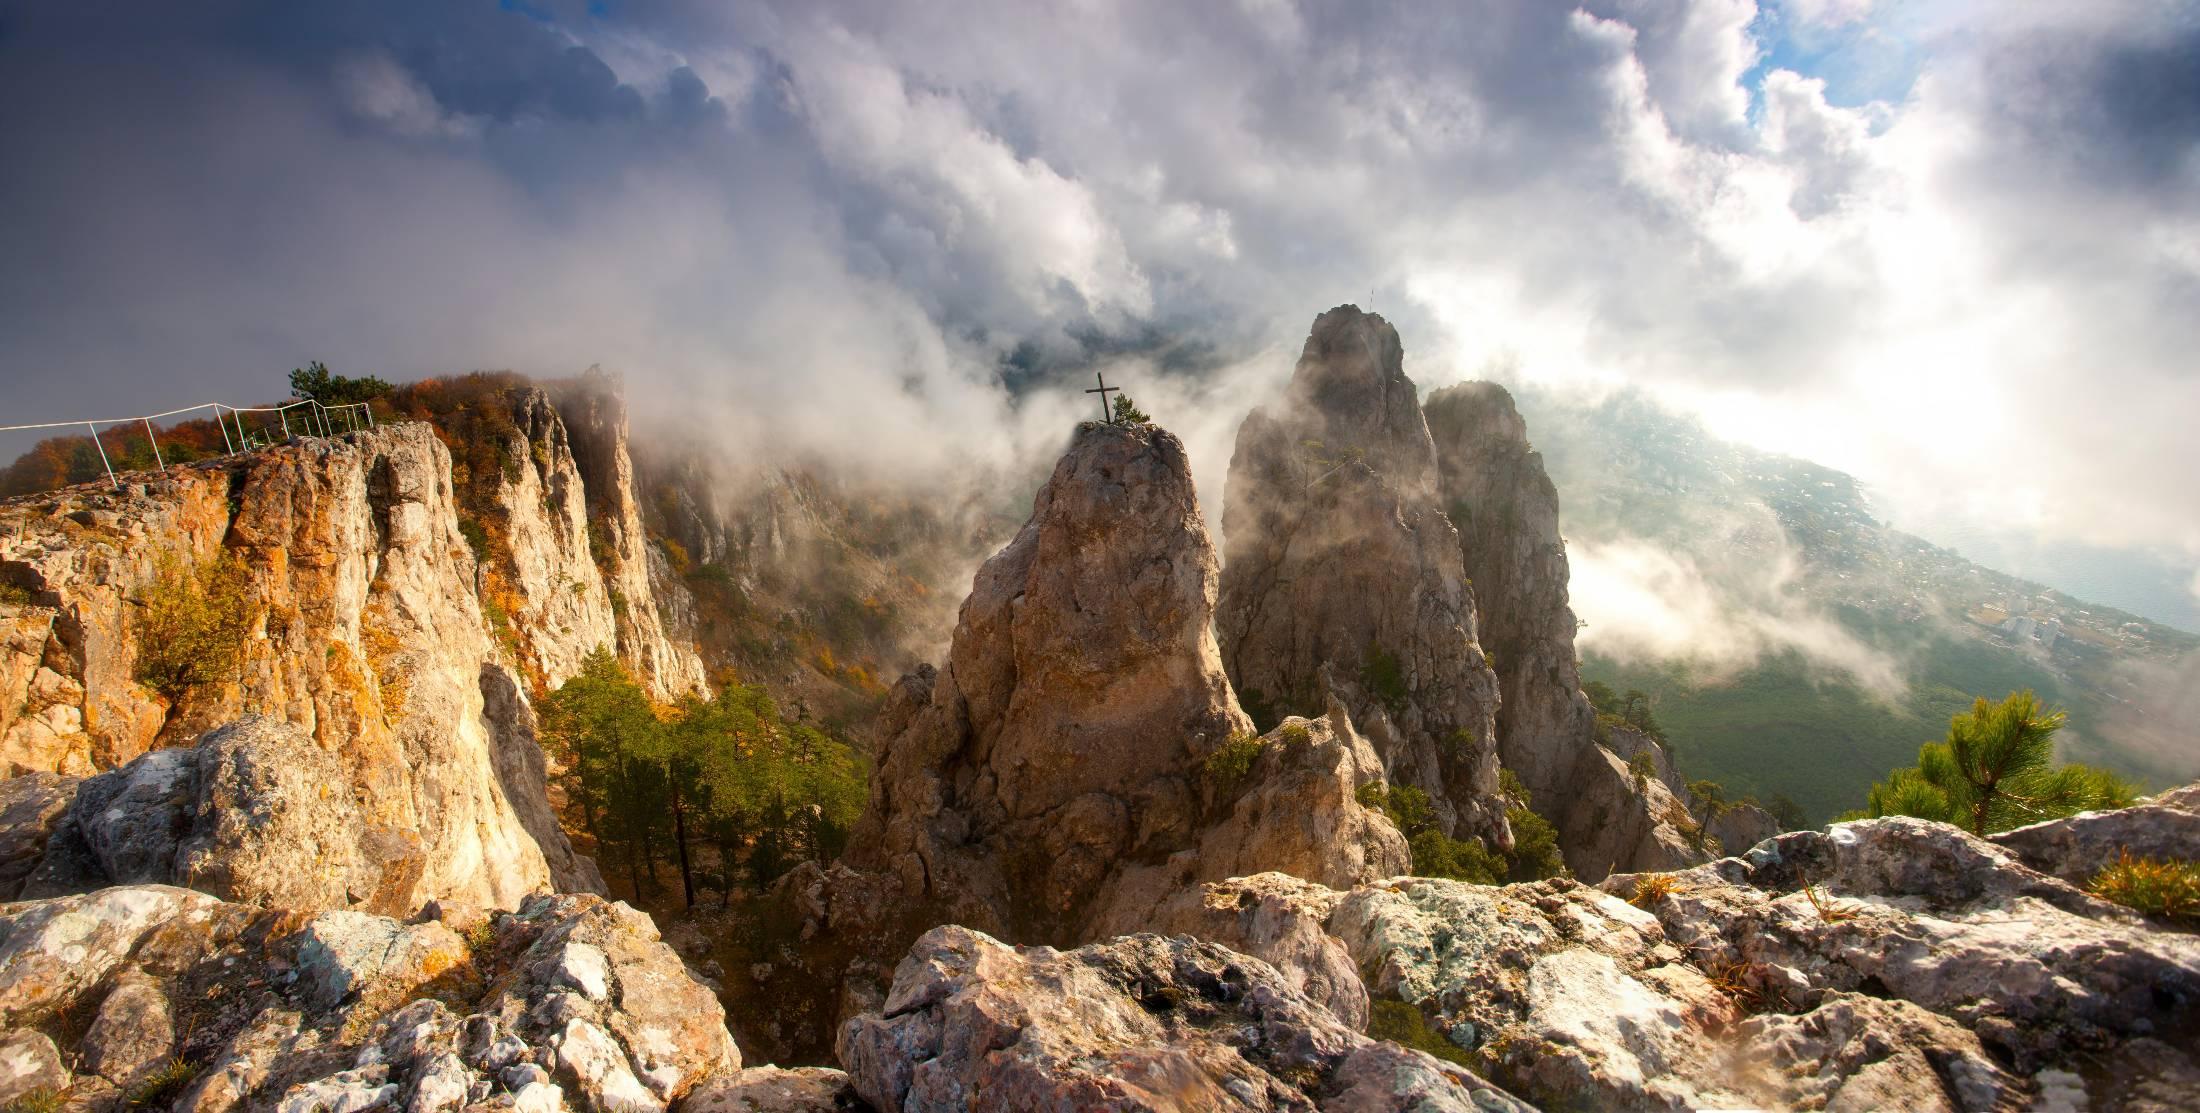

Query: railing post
[144,418,165,472]
[86,422,117,490]
[215,405,236,455]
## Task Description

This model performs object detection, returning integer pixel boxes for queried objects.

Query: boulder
[0,885,740,1113]
[683,1067,855,1112]
[0,1030,68,1106]
[0,772,75,899]
[1705,801,1783,857]
[837,925,1532,1112]
[1112,872,1370,1030]
[23,717,426,915]
[1217,306,1508,846]
[1991,778,2200,885]
[1126,803,2200,1110]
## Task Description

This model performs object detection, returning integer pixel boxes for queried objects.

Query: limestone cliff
[464,385,625,690]
[548,369,709,699]
[1424,382,1595,804]
[1217,306,1509,846]
[0,425,599,906]
[846,420,1403,944]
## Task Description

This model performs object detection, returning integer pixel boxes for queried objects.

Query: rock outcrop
[847,420,1404,945]
[1217,307,1508,846]
[1991,780,2200,886]
[550,369,709,700]
[0,883,789,1112]
[0,772,74,899]
[24,717,425,914]
[0,425,600,908]
[1424,380,1708,880]
[1556,725,1705,880]
[1142,805,2200,1111]
[1086,705,1408,943]
[837,924,1533,1112]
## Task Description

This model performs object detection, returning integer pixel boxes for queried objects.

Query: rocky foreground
[0,789,2191,1110]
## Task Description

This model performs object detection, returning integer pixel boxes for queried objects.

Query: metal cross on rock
[1086,370,1122,424]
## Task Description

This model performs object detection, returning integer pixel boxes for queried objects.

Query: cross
[1086,370,1122,424]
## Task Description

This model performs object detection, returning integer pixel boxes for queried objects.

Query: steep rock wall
[469,386,625,690]
[1426,382,1708,879]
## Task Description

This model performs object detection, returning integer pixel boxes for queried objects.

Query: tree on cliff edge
[289,361,393,406]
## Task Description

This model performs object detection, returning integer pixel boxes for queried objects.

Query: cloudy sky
[2,0,2196,610]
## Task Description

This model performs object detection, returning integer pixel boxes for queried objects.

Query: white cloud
[1785,0,1875,29]
[332,52,478,139]
[1570,535,1904,694]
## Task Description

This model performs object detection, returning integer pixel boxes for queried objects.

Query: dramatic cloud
[0,0,2193,586]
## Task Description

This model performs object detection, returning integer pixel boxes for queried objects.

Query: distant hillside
[1514,386,2200,822]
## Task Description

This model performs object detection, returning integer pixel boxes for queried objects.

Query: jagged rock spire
[1424,382,1595,808]
[846,419,1403,943]
[1217,306,1509,847]
[847,421,1250,939]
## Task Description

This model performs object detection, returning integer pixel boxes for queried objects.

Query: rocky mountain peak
[1425,380,1710,880]
[847,420,1257,940]
[1283,304,1439,489]
[1218,310,1509,847]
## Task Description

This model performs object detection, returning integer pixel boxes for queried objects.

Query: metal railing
[0,398,378,491]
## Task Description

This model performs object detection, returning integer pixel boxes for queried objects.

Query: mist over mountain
[1511,383,2200,820]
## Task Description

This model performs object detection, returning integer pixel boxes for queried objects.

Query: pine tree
[1856,690,2138,835]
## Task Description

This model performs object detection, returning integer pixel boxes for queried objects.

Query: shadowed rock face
[1217,306,1508,847]
[849,421,1403,944]
[1424,382,1593,809]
